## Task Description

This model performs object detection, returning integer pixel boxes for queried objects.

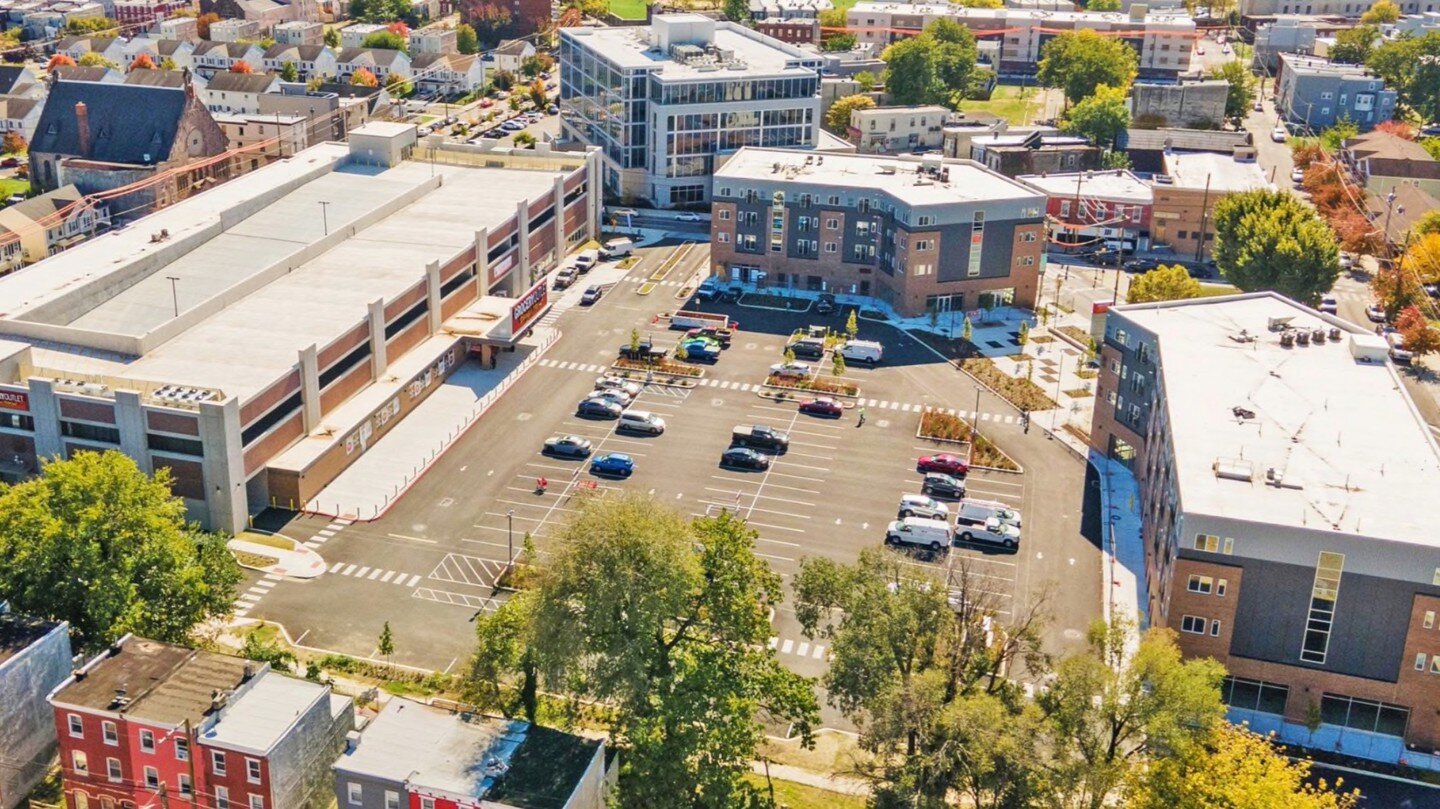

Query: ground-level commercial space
[238,242,1103,720]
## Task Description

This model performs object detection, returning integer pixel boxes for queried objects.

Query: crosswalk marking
[341,564,357,576]
[380,571,396,583]
[330,562,344,573]
[367,568,382,580]
[781,639,794,654]
[797,641,810,656]
[767,636,828,659]
[253,580,275,590]
[407,574,422,587]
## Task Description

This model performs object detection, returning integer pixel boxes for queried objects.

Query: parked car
[695,277,722,301]
[885,517,951,552]
[769,361,812,379]
[1387,331,1413,364]
[595,376,642,397]
[573,249,600,273]
[1252,100,1263,112]
[898,493,949,521]
[1271,126,1289,143]
[685,326,732,347]
[543,434,593,458]
[576,398,622,419]
[837,340,884,365]
[1291,167,1305,184]
[1122,258,1160,273]
[1366,305,1387,323]
[921,472,966,499]
[581,285,603,305]
[918,453,969,477]
[553,267,578,289]
[546,103,559,114]
[732,424,789,452]
[815,293,836,315]
[1318,294,1338,314]
[1339,253,1354,271]
[600,238,635,259]
[675,211,702,222]
[787,338,826,359]
[618,410,666,435]
[0,157,18,168]
[721,447,771,470]
[479,98,495,108]
[955,517,1021,550]
[679,340,720,362]
[618,339,667,361]
[799,397,843,417]
[585,388,632,407]
[957,498,1022,529]
[590,452,635,477]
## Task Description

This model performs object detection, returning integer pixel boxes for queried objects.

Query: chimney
[74,101,90,156]
[183,67,194,99]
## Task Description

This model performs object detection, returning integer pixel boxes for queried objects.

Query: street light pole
[166,275,180,317]
[319,200,330,236]
[506,508,515,574]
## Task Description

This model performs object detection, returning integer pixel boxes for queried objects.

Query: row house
[1017,170,1154,254]
[408,25,457,55]
[112,0,191,26]
[273,20,324,46]
[122,36,195,71]
[340,22,388,49]
[200,72,280,115]
[48,635,354,809]
[0,184,111,272]
[57,35,125,65]
[208,17,264,43]
[335,48,412,84]
[151,16,197,40]
[263,44,339,82]
[410,52,483,96]
[0,94,41,141]
[191,41,267,78]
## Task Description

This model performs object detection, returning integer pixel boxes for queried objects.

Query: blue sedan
[590,453,635,477]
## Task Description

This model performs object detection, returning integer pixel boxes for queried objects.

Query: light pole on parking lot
[506,509,515,574]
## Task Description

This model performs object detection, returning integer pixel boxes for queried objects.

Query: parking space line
[774,460,831,473]
[746,520,805,533]
[756,551,797,562]
[767,470,826,483]
[757,536,802,548]
[783,450,834,461]
[701,500,810,520]
[469,525,555,540]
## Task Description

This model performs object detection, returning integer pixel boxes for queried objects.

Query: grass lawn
[608,0,648,19]
[0,177,29,199]
[237,530,297,551]
[742,774,867,809]
[958,84,1054,126]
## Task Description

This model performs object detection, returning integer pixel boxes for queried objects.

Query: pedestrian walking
[857,406,867,427]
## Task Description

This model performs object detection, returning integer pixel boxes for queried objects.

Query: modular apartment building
[1275,52,1396,133]
[559,15,824,207]
[847,105,951,154]
[1090,293,1440,762]
[710,148,1046,316]
[0,124,600,532]
[846,3,1197,80]
[49,635,354,809]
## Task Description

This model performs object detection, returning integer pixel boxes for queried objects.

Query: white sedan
[1271,126,1289,143]
[595,376,643,397]
[675,212,703,222]
[770,362,813,379]
[1291,167,1305,184]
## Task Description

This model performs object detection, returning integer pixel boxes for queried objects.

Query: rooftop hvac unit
[1214,457,1254,481]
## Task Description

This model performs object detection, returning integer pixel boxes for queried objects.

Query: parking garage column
[113,389,151,475]
[26,378,62,460]
[474,227,491,297]
[425,260,442,335]
[514,199,531,296]
[298,344,320,432]
[368,298,387,378]
[198,396,246,535]
[552,176,566,262]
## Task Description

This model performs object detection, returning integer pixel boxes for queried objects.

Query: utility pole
[1194,173,1213,264]
[1381,186,1398,264]
[318,200,330,236]
[166,275,180,317]
[185,718,199,809]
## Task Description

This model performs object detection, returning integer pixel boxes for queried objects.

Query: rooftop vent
[1214,457,1254,481]
[1232,406,1256,420]
[1267,315,1294,331]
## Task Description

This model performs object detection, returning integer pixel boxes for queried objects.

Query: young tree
[846,308,859,339]
[1038,29,1139,105]
[129,52,157,72]
[512,131,536,148]
[795,550,1052,805]
[1039,619,1227,809]
[1127,264,1204,303]
[455,23,479,54]
[229,60,255,74]
[832,351,846,376]
[723,0,748,21]
[854,70,877,92]
[377,621,395,669]
[351,67,380,87]
[279,60,299,82]
[324,26,340,48]
[46,54,76,71]
[529,77,546,107]
[1212,189,1341,305]
[76,52,117,69]
[469,496,818,808]
[1061,83,1130,149]
[2,131,26,155]
[1127,722,1360,808]
[1210,60,1256,119]
[159,57,178,70]
[1328,24,1377,65]
[384,72,412,97]
[1360,0,1400,23]
[0,451,241,651]
[1017,319,1030,348]
[962,315,973,343]
[1396,305,1440,357]
[825,94,875,134]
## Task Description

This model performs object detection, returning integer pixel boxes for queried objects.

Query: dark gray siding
[932,218,1023,283]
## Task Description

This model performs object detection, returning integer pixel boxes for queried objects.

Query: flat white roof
[1018,170,1153,204]
[562,21,815,78]
[1162,151,1272,192]
[716,147,1041,206]
[1119,292,1440,547]
[201,673,327,754]
[848,2,1196,25]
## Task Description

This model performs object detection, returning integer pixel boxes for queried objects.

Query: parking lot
[243,241,1098,698]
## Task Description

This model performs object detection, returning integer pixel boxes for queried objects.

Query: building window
[216,787,231,809]
[1416,653,1427,671]
[1210,619,1222,636]
[967,210,985,277]
[1301,552,1345,664]
[72,751,88,775]
[1187,575,1213,594]
[914,239,933,251]
[1432,657,1440,674]
[717,232,729,243]
[139,729,154,753]
[211,751,226,776]
[421,799,436,809]
[826,218,838,230]
[68,714,83,738]
[385,792,400,809]
[1180,615,1206,634]
[249,796,264,809]
[1194,534,1219,552]
[144,767,159,790]
[175,737,188,762]
[102,722,118,746]
[246,758,261,784]
[1059,200,1070,217]
[1321,693,1409,737]
[178,775,192,797]
[347,783,362,805]
[1220,676,1289,715]
[1216,578,1227,597]
[718,209,730,220]
[75,794,89,809]
[1426,611,1435,630]
[106,759,121,783]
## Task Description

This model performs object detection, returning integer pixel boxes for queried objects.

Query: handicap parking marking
[430,553,506,588]
[412,587,501,611]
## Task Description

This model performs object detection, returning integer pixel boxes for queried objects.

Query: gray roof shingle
[33,81,189,165]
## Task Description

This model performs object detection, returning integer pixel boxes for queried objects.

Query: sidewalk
[226,537,327,579]
[748,761,870,798]
[302,327,558,519]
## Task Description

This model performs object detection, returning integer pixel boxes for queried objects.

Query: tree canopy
[881,19,980,108]
[0,451,241,651]
[1366,32,1440,123]
[351,67,380,87]
[1360,0,1400,23]
[1061,83,1130,149]
[350,0,416,24]
[723,0,748,21]
[1037,29,1138,105]
[1327,24,1377,64]
[465,495,818,808]
[826,94,875,134]
[1210,60,1256,119]
[1395,304,1440,357]
[278,60,299,82]
[1212,189,1341,304]
[456,23,479,54]
[360,30,408,50]
[1127,264,1204,303]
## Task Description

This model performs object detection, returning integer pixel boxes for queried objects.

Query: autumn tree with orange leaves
[230,60,255,74]
[351,67,379,87]
[1395,305,1440,357]
[129,53,156,71]
[45,54,76,71]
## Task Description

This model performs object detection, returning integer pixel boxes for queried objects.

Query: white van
[885,517,952,551]
[600,238,635,259]
[618,410,666,435]
[956,498,1022,529]
[898,494,948,521]
[955,517,1020,549]
[573,249,600,273]
[839,339,884,365]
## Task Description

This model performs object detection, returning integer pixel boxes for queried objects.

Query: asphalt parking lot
[243,242,1100,702]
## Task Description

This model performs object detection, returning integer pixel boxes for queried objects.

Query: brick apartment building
[1091,293,1440,763]
[1018,169,1153,254]
[711,148,1046,317]
[49,635,354,809]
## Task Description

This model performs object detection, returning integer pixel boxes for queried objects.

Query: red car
[798,397,843,417]
[918,453,969,476]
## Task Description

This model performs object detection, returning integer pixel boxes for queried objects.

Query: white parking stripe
[354,566,371,578]
[380,571,396,583]
[812,645,826,659]
[341,564,357,576]
[406,574,422,587]
[330,562,344,573]
[781,639,794,654]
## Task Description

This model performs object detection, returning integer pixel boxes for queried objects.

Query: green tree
[1039,619,1227,809]
[723,0,748,21]
[1421,138,1440,161]
[956,0,1002,6]
[1210,60,1256,119]
[794,549,1051,806]
[1061,83,1130,149]
[0,451,241,651]
[846,308,859,339]
[1319,117,1359,151]
[1017,319,1030,348]
[1127,722,1360,808]
[962,315,973,343]
[1360,0,1400,23]
[832,351,846,376]
[384,71,412,97]
[1102,149,1133,169]
[1038,29,1139,105]
[469,496,818,808]
[490,68,516,91]
[241,627,296,670]
[1127,264,1204,303]
[881,19,978,108]
[825,94,875,134]
[377,621,395,669]
[520,53,553,78]
[76,52,117,69]
[1412,209,1440,238]
[823,32,857,52]
[278,60,299,82]
[64,16,119,34]
[854,70,877,92]
[1212,189,1341,305]
[465,589,540,721]
[512,131,536,148]
[324,26,340,48]
[1086,0,1121,9]
[1367,32,1440,123]
[159,56,177,70]
[361,30,407,50]
[456,23,479,54]
[1328,24,1377,64]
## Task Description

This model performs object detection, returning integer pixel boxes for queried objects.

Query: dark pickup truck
[731,424,790,452]
[618,340,668,361]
